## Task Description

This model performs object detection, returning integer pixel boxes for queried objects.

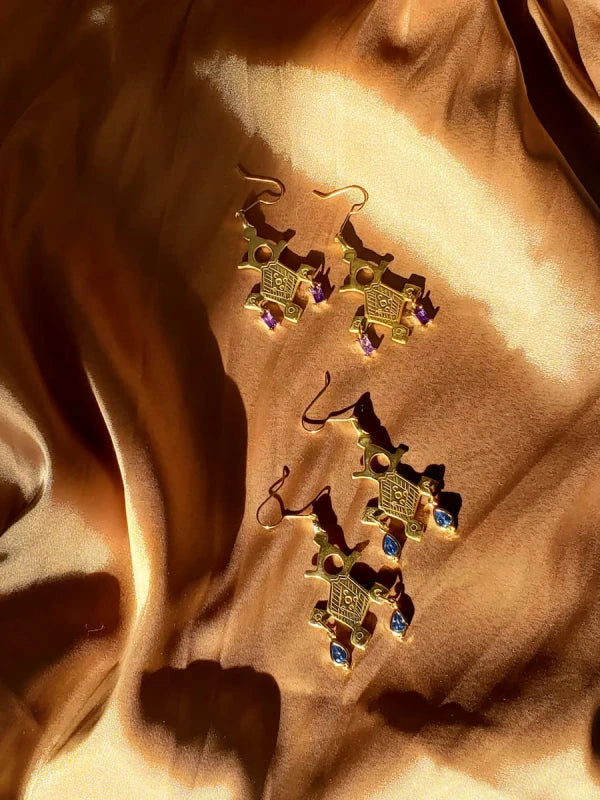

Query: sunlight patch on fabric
[194,54,600,382]
[498,746,597,800]
[367,756,508,800]
[26,708,235,800]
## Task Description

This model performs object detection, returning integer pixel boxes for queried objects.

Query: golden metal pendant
[302,372,457,560]
[256,473,407,671]
[236,166,324,330]
[352,430,454,553]
[304,514,406,670]
[336,230,422,351]
[236,209,317,326]
[314,184,434,354]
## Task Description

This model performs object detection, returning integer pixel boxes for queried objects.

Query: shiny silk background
[1,0,600,797]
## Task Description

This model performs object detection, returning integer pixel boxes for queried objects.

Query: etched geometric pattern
[364,284,403,324]
[262,262,298,303]
[379,473,420,520]
[328,575,369,627]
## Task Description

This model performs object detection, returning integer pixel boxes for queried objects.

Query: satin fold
[1,1,600,798]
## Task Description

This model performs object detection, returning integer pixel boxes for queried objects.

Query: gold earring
[313,184,433,354]
[256,469,407,671]
[236,166,325,330]
[302,372,457,560]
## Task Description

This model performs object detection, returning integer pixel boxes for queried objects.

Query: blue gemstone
[330,641,349,666]
[390,610,407,636]
[433,508,453,529]
[382,534,400,558]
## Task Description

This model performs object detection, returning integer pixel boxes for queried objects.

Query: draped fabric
[1,1,600,797]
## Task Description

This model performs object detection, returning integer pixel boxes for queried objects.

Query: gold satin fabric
[2,0,600,798]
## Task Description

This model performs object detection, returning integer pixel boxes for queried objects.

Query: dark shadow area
[21,239,120,475]
[140,661,280,800]
[243,203,295,245]
[497,0,600,209]
[591,707,600,758]
[207,0,373,63]
[353,392,395,452]
[341,219,395,266]
[481,652,555,713]
[139,241,248,593]
[0,572,119,690]
[312,489,364,553]
[397,591,415,625]
[368,689,489,732]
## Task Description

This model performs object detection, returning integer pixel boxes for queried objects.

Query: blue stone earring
[256,470,408,671]
[236,166,326,330]
[302,372,458,562]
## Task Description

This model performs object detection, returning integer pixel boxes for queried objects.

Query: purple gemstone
[414,306,431,325]
[261,310,278,330]
[310,283,325,304]
[358,334,376,356]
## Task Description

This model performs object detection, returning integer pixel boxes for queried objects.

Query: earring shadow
[367,689,489,733]
[341,219,394,266]
[354,392,395,452]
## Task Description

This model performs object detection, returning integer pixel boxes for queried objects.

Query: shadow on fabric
[0,572,120,689]
[368,689,489,733]
[496,0,600,207]
[140,661,281,799]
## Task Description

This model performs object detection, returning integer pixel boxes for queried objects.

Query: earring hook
[256,466,330,529]
[256,466,290,529]
[301,371,359,433]
[237,164,286,213]
[313,184,369,233]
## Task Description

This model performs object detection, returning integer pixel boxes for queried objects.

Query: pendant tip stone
[390,610,408,637]
[414,306,431,325]
[310,283,325,304]
[358,334,376,356]
[433,508,454,529]
[382,533,400,558]
[261,309,278,330]
[330,641,350,667]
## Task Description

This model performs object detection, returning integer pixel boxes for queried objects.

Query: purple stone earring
[236,166,326,330]
[313,184,436,354]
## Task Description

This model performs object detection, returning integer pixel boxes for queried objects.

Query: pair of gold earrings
[235,166,436,355]
[257,373,457,671]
